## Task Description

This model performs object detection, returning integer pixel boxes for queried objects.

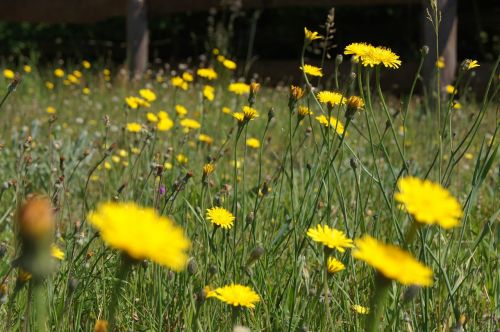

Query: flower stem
[108,255,132,328]
[365,274,391,332]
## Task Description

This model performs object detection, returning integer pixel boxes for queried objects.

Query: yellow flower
[139,88,157,102]
[315,115,345,135]
[93,320,108,332]
[82,87,91,95]
[88,202,190,271]
[298,106,312,117]
[3,69,15,79]
[182,72,194,82]
[73,70,82,78]
[198,134,213,144]
[45,81,55,90]
[300,64,323,77]
[242,106,259,121]
[206,207,235,229]
[67,74,80,84]
[344,42,373,61]
[464,153,473,160]
[82,60,91,69]
[146,112,158,123]
[233,112,245,123]
[304,27,322,43]
[164,162,173,170]
[217,55,226,62]
[23,65,32,73]
[171,76,188,90]
[103,68,111,76]
[54,68,65,78]
[290,85,305,100]
[222,106,232,114]
[180,118,201,130]
[126,122,142,133]
[175,104,188,117]
[327,257,345,273]
[346,96,365,109]
[203,163,215,175]
[125,96,140,109]
[453,101,462,110]
[176,154,188,164]
[203,85,215,101]
[206,284,260,309]
[395,176,462,229]
[353,235,433,286]
[446,85,456,94]
[46,106,56,114]
[157,118,173,132]
[111,156,120,163]
[118,149,128,158]
[352,304,369,315]
[463,59,479,71]
[157,111,169,119]
[228,82,250,95]
[317,91,345,107]
[436,56,445,69]
[246,138,260,149]
[51,244,65,260]
[222,59,237,70]
[197,68,218,80]
[307,224,354,252]
[345,43,401,69]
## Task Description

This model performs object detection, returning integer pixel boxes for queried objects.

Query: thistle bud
[187,257,198,275]
[246,245,265,267]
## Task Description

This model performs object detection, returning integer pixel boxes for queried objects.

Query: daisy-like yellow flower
[171,76,188,90]
[180,118,201,130]
[206,207,235,229]
[327,257,345,273]
[315,115,346,135]
[82,87,91,95]
[88,202,190,271]
[222,59,237,70]
[206,284,260,309]
[242,106,259,121]
[82,60,91,69]
[126,122,142,133]
[176,154,188,164]
[246,138,260,149]
[353,235,433,286]
[344,42,373,60]
[197,68,218,80]
[317,91,345,107]
[361,46,401,69]
[45,81,55,90]
[125,96,140,109]
[307,224,354,252]
[73,70,82,78]
[300,64,323,77]
[445,85,456,94]
[146,112,158,123]
[290,85,305,100]
[198,134,214,144]
[46,106,56,114]
[3,69,15,79]
[304,27,322,43]
[346,96,365,109]
[203,163,215,175]
[352,304,369,315]
[23,65,32,73]
[394,176,462,229]
[51,244,65,260]
[139,89,157,102]
[217,55,226,62]
[222,106,232,114]
[203,85,215,101]
[228,82,250,95]
[67,74,80,84]
[297,106,312,118]
[452,101,462,110]
[463,59,479,71]
[182,72,194,82]
[171,106,185,118]
[54,68,65,78]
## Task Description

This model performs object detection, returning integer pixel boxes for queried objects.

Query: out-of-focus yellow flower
[111,156,120,163]
[51,244,65,260]
[104,161,112,170]
[198,134,213,144]
[23,65,32,73]
[82,87,91,95]
[228,82,250,95]
[157,118,173,131]
[103,68,111,76]
[93,320,108,332]
[180,118,201,130]
[222,59,237,70]
[176,154,188,164]
[203,85,215,101]
[126,122,142,133]
[157,110,169,119]
[175,104,188,117]
[45,81,55,90]
[67,74,79,84]
[197,68,218,80]
[352,305,369,315]
[171,76,188,90]
[222,107,231,114]
[82,60,91,69]
[453,101,462,110]
[217,55,226,62]
[139,88,156,102]
[46,106,56,114]
[73,70,82,78]
[290,85,305,100]
[88,202,190,270]
[118,149,128,158]
[3,69,15,79]
[54,68,65,78]
[300,64,323,77]
[464,153,473,160]
[212,48,220,55]
[315,115,346,135]
[436,56,445,69]
[353,235,433,286]
[246,138,260,149]
[147,112,158,123]
[203,163,215,175]
[446,85,456,94]
[298,106,313,118]
[182,72,193,82]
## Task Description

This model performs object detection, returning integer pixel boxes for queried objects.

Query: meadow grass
[0,24,498,332]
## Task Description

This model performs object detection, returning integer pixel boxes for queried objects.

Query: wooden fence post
[127,0,149,80]
[423,0,458,92]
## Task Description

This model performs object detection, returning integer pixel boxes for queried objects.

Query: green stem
[365,274,391,332]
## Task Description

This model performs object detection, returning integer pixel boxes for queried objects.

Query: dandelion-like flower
[88,202,190,271]
[175,104,188,116]
[203,85,215,101]
[345,43,401,69]
[315,115,346,135]
[171,76,188,90]
[157,118,173,132]
[290,85,305,100]
[228,82,250,95]
[3,69,15,79]
[298,106,312,118]
[436,56,445,69]
[246,138,260,149]
[300,64,323,77]
[202,163,215,175]
[198,134,213,144]
[242,106,259,121]
[317,91,345,107]
[180,118,201,130]
[353,235,433,286]
[445,85,456,94]
[139,89,157,102]
[327,257,345,273]
[126,122,142,133]
[206,284,260,309]
[462,59,479,71]
[307,224,354,252]
[304,27,322,43]
[394,176,462,229]
[206,207,235,229]
[223,59,237,70]
[197,68,218,80]
[352,304,369,314]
